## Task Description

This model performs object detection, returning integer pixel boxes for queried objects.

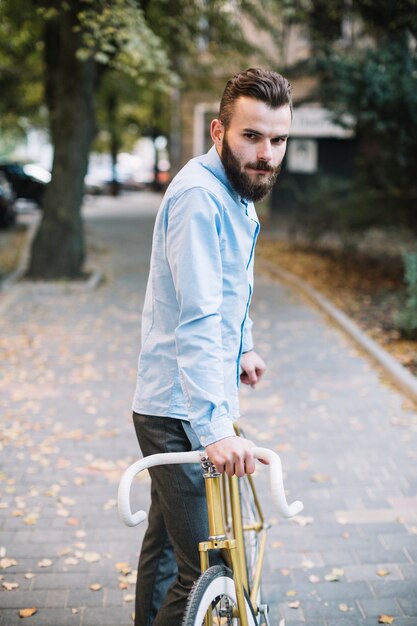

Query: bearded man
[131,67,292,626]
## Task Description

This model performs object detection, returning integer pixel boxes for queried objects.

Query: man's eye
[244,133,257,140]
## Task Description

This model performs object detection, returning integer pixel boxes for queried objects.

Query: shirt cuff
[192,408,236,447]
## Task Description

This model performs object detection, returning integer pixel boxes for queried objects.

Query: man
[132,68,292,625]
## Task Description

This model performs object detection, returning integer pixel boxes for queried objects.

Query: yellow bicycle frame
[198,425,267,625]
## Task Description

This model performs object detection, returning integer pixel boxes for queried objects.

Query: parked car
[0,171,16,228]
[0,162,49,207]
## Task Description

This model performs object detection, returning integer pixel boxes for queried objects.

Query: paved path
[1,192,416,626]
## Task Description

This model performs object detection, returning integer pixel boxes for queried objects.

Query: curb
[257,257,417,405]
[0,214,103,314]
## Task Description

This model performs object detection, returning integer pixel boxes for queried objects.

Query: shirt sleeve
[242,315,254,353]
[166,187,236,446]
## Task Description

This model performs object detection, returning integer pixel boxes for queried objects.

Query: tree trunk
[28,4,97,279]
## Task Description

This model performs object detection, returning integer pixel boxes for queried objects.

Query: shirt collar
[203,145,249,207]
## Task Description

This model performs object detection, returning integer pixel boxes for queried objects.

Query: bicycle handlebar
[118,447,304,527]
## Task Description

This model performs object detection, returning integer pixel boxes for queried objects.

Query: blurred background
[0,0,416,367]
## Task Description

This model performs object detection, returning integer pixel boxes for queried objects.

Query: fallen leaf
[309,575,320,583]
[84,552,100,563]
[38,559,53,568]
[23,514,38,526]
[24,573,35,580]
[58,548,72,557]
[116,562,132,574]
[0,558,18,569]
[59,496,76,506]
[19,608,38,618]
[288,601,300,609]
[286,590,297,597]
[66,517,80,526]
[310,473,330,483]
[89,583,102,591]
[292,516,314,526]
[339,603,350,612]
[325,568,344,582]
[2,581,19,591]
[378,616,395,624]
[64,558,79,566]
[123,594,135,603]
[272,541,283,549]
[301,560,315,569]
[280,568,291,576]
[377,569,390,577]
[71,609,79,614]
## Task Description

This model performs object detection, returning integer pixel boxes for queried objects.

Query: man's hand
[240,350,266,387]
[205,436,255,477]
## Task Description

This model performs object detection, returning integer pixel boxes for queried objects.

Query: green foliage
[396,252,417,339]
[0,0,45,139]
[279,0,417,233]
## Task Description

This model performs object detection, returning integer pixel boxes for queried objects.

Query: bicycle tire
[182,565,257,626]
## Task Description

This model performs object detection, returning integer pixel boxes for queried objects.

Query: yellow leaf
[19,608,38,618]
[377,569,390,577]
[89,583,102,591]
[286,590,297,597]
[378,616,395,624]
[38,559,53,568]
[339,603,350,612]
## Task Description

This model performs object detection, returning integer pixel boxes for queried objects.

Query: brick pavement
[1,192,416,626]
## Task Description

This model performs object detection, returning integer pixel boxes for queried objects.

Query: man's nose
[257,140,273,162]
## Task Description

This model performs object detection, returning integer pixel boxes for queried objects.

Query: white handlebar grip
[252,447,304,518]
[117,451,202,527]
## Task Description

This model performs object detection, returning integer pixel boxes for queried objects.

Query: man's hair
[219,68,292,129]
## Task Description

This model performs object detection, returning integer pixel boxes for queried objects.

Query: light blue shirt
[133,146,260,446]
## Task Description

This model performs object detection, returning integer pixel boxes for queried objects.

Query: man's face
[212,96,292,202]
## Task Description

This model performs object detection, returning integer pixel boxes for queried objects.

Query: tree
[279,0,417,232]
[1,0,280,278]
[27,0,171,278]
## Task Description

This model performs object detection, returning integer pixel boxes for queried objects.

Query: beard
[220,134,282,203]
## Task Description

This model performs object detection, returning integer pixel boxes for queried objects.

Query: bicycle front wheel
[183,565,257,626]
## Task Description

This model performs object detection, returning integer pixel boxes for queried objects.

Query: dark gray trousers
[132,413,223,626]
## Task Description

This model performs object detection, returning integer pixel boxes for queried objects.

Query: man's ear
[210,119,224,148]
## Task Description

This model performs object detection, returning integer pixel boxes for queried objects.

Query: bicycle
[118,429,303,626]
